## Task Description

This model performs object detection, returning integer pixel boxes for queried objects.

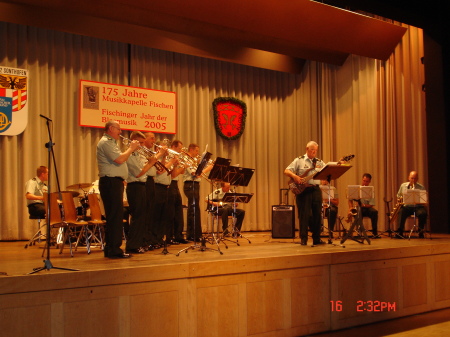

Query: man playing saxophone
[395,171,428,238]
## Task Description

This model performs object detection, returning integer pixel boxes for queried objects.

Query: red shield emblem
[212,97,247,140]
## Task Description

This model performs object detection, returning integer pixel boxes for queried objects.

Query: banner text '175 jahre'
[79,80,177,134]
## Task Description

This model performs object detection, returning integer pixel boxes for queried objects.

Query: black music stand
[221,166,255,244]
[221,192,254,244]
[177,151,224,256]
[29,116,79,274]
[313,164,351,247]
[203,157,231,250]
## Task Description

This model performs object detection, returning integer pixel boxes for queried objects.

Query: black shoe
[177,239,188,244]
[419,233,425,238]
[126,247,145,254]
[108,253,132,259]
[313,240,326,245]
[169,240,181,245]
[300,238,307,245]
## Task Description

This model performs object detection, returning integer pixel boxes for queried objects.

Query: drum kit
[64,182,95,218]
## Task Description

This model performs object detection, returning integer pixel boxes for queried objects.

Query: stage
[1,231,450,337]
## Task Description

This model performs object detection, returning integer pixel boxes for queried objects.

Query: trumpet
[120,135,169,174]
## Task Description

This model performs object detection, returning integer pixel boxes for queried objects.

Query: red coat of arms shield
[212,97,247,140]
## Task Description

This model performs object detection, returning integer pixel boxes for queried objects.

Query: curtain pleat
[0,21,426,239]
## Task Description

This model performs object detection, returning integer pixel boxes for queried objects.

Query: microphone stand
[29,115,79,274]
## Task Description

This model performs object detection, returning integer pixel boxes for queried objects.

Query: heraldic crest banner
[212,97,247,141]
[0,66,29,136]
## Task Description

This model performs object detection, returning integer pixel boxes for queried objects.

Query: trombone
[120,135,169,174]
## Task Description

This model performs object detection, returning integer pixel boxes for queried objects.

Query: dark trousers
[126,182,147,250]
[99,176,124,257]
[154,183,169,244]
[144,177,157,245]
[397,205,427,232]
[324,205,338,231]
[361,207,378,234]
[296,186,322,243]
[168,181,184,241]
[27,203,46,218]
[216,205,245,231]
[183,181,202,240]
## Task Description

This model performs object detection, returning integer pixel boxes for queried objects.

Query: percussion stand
[177,151,223,256]
[29,115,79,274]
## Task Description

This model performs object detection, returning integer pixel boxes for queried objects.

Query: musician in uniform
[143,131,160,249]
[125,131,162,254]
[153,141,178,246]
[284,141,325,245]
[395,171,428,238]
[182,143,213,242]
[205,182,246,235]
[167,140,188,244]
[96,120,138,259]
[25,166,49,218]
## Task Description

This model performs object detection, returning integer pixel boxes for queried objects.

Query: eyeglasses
[111,125,121,131]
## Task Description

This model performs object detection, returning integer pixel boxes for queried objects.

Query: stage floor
[1,231,448,278]
[2,231,450,337]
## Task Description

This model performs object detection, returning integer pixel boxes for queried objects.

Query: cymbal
[61,190,80,198]
[66,183,93,190]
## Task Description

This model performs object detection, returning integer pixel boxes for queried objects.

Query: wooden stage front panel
[1,232,450,337]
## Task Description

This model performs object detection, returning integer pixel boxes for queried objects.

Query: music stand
[403,189,430,240]
[313,164,351,247]
[340,186,372,245]
[221,166,255,244]
[177,151,224,256]
[203,157,231,251]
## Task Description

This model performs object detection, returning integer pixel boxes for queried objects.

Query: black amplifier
[272,205,295,238]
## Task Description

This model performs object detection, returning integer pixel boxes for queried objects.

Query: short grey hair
[306,141,318,148]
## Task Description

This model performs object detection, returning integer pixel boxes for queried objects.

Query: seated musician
[205,182,245,235]
[25,166,49,218]
[347,173,379,237]
[395,171,428,238]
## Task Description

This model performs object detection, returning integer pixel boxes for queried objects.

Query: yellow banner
[79,80,177,134]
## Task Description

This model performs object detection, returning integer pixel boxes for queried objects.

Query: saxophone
[345,200,358,223]
[389,197,404,224]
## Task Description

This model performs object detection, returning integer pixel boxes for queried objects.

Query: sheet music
[360,186,374,199]
[403,189,427,204]
[347,185,360,200]
[320,185,334,199]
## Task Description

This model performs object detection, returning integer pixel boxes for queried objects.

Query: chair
[59,192,91,254]
[87,193,106,249]
[42,192,73,256]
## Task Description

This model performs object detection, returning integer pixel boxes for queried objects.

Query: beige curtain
[0,21,426,240]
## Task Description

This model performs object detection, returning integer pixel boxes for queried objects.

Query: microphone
[39,114,52,121]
